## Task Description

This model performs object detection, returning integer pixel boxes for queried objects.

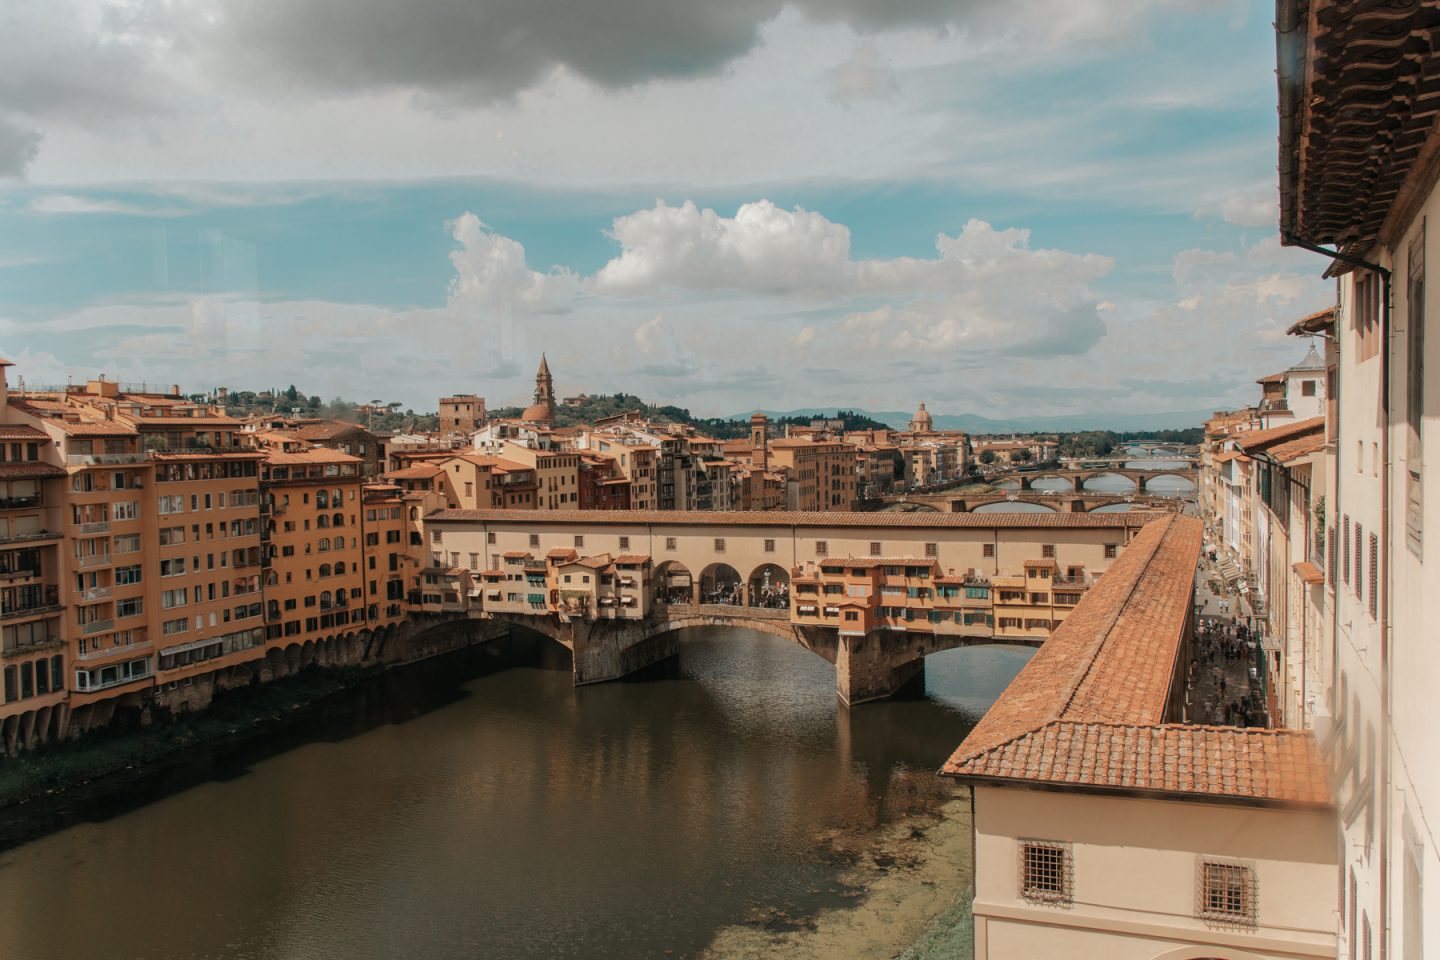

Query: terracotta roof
[36,418,137,437]
[564,554,613,570]
[1271,432,1327,464]
[386,464,442,481]
[1278,0,1440,250]
[1288,306,1337,336]
[942,514,1330,807]
[818,557,940,569]
[293,421,371,441]
[426,508,1158,530]
[0,462,66,479]
[0,425,51,441]
[1293,560,1325,585]
[1256,372,1289,385]
[264,448,363,466]
[1023,558,1059,568]
[613,554,651,565]
[1234,417,1325,453]
[501,551,530,559]
[1212,451,1248,464]
[152,450,264,461]
[546,548,578,560]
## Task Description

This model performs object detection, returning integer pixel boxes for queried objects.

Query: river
[0,628,1031,960]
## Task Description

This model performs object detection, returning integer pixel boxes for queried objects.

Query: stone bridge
[473,604,1030,706]
[985,466,1197,493]
[863,492,1183,514]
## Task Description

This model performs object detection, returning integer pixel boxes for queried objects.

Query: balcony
[76,520,110,535]
[79,553,112,569]
[76,639,152,662]
[77,585,113,603]
[0,495,42,510]
[67,452,147,466]
[82,618,116,636]
[0,565,42,582]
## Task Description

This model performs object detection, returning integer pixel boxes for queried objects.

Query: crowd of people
[654,579,792,608]
[1191,615,1267,727]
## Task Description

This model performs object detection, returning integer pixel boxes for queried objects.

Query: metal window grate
[1019,840,1072,904]
[1368,534,1378,619]
[1197,859,1257,926]
[1343,516,1351,583]
[1329,527,1338,585]
[1355,524,1363,600]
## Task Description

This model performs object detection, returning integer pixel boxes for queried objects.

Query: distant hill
[729,408,1211,433]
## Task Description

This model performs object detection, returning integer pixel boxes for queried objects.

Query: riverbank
[694,788,974,960]
[0,664,379,845]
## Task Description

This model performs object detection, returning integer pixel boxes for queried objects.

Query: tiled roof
[1270,432,1327,464]
[613,554,651,565]
[942,514,1331,807]
[1293,560,1324,585]
[0,425,51,441]
[1256,372,1289,384]
[36,418,137,437]
[426,508,1158,530]
[264,448,363,465]
[1287,306,1337,336]
[152,450,264,461]
[949,722,1330,807]
[819,557,939,569]
[502,550,530,559]
[566,554,613,570]
[546,548,578,560]
[0,461,66,479]
[386,464,442,481]
[293,421,371,441]
[1234,417,1324,452]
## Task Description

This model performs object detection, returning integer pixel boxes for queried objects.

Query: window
[574,535,584,548]
[1020,841,1071,904]
[869,541,881,555]
[114,533,142,554]
[714,538,725,552]
[117,597,144,618]
[1343,516,1351,584]
[1041,544,1055,558]
[982,544,995,559]
[1103,544,1117,559]
[487,532,496,544]
[764,539,775,553]
[1198,860,1256,925]
[1355,522,1364,600]
[115,565,142,585]
[815,541,828,557]
[1369,533,1378,620]
[529,534,540,547]
[1329,526,1338,585]
[666,537,677,550]
[924,542,937,558]
[619,536,630,550]
[1355,269,1381,361]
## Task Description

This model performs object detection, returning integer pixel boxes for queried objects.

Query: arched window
[333,489,344,505]
[317,514,330,528]
[316,490,329,509]
[334,561,346,575]
[267,600,280,620]
[319,563,332,578]
[332,513,345,527]
[318,538,330,552]
[409,506,419,520]
[333,589,346,606]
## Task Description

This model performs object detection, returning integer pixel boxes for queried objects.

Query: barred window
[1042,544,1055,558]
[1198,860,1256,925]
[983,543,995,558]
[1368,534,1378,620]
[714,538,725,553]
[1328,526,1337,585]
[763,539,776,553]
[665,537,677,551]
[1354,523,1363,600]
[925,542,938,557]
[1343,516,1351,584]
[1020,840,1072,904]
[869,541,881,556]
[815,541,828,557]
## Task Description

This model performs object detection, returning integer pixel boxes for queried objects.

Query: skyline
[1,0,1331,415]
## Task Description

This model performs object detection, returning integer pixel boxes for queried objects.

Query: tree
[285,385,300,402]
[979,449,997,465]
[1012,449,1033,463]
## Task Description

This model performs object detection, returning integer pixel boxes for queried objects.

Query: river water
[0,629,1031,960]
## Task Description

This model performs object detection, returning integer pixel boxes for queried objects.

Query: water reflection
[0,629,1029,960]
[971,501,1056,513]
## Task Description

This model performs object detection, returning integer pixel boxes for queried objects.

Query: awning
[1292,560,1324,585]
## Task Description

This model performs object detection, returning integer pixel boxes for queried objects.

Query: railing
[0,495,42,510]
[79,553,112,569]
[67,453,147,466]
[80,661,152,692]
[0,565,42,581]
[78,585,113,602]
[1052,577,1089,588]
[76,520,110,534]
[81,618,115,636]
[76,640,151,661]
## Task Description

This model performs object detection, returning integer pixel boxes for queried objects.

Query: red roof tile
[426,508,1158,531]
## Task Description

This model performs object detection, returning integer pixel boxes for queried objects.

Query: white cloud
[446,212,580,312]
[1195,186,1277,228]
[827,43,899,104]
[28,194,187,216]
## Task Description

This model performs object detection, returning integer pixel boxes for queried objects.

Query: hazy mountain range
[728,408,1211,433]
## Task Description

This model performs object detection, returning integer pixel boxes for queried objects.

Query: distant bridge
[862,491,1184,514]
[981,466,1197,494]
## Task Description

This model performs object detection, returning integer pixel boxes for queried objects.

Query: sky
[0,0,1334,420]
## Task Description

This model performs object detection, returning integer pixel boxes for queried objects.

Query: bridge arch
[652,560,693,605]
[748,563,790,609]
[1023,473,1076,492]
[698,562,742,605]
[1080,471,1139,492]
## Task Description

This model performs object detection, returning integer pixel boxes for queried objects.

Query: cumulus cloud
[593,200,854,297]
[447,212,580,312]
[827,44,899,104]
[0,117,41,179]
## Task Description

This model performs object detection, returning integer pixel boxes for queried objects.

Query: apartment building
[1278,3,1439,953]
[769,438,858,511]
